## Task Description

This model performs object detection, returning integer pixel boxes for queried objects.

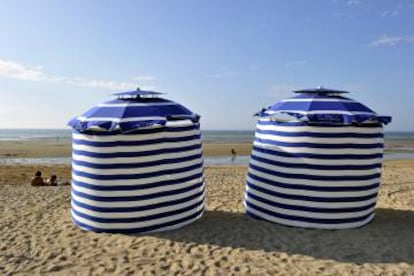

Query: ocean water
[0,128,255,143]
[0,129,413,143]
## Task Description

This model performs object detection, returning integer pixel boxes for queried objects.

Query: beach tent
[245,87,391,229]
[67,88,205,233]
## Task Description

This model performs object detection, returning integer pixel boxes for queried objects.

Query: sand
[0,141,252,158]
[1,161,414,275]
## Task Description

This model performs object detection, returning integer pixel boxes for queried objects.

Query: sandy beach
[1,159,414,275]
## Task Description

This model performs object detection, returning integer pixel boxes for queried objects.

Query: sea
[1,129,414,165]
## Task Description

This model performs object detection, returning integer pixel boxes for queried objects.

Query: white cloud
[0,59,154,90]
[285,60,308,67]
[380,10,400,17]
[208,70,236,79]
[370,35,414,47]
[130,75,157,81]
[347,0,360,6]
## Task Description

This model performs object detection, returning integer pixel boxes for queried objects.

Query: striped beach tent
[245,87,391,229]
[67,88,205,233]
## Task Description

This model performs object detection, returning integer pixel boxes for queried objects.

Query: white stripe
[71,183,204,208]
[73,129,200,142]
[98,102,176,107]
[72,167,204,186]
[251,149,382,166]
[256,123,383,134]
[73,139,201,153]
[245,185,377,209]
[72,148,203,164]
[280,98,355,103]
[72,177,203,197]
[165,120,196,127]
[253,141,384,155]
[245,204,375,229]
[77,116,166,123]
[246,197,375,219]
[71,200,204,229]
[246,175,379,198]
[249,158,381,177]
[264,110,376,116]
[72,157,203,175]
[248,167,379,187]
[255,132,384,145]
[142,211,204,233]
[71,191,205,218]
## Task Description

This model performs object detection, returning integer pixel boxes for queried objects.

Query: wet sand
[0,140,252,158]
[1,161,414,275]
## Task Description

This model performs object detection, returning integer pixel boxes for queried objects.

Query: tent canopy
[68,89,200,133]
[259,87,391,125]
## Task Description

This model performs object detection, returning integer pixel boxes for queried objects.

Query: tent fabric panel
[71,125,205,233]
[245,121,384,229]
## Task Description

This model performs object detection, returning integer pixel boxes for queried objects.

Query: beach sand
[1,160,414,275]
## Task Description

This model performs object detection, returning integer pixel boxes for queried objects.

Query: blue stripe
[71,208,205,233]
[72,200,204,223]
[72,173,204,191]
[247,182,378,202]
[250,154,381,170]
[249,163,380,181]
[255,128,383,138]
[269,101,373,113]
[73,162,203,180]
[73,144,202,158]
[82,105,192,118]
[252,145,383,159]
[71,190,205,212]
[247,172,380,192]
[72,181,204,201]
[72,124,200,136]
[73,134,201,147]
[257,120,382,128]
[254,137,383,149]
[246,192,376,213]
[72,153,202,169]
[245,202,373,225]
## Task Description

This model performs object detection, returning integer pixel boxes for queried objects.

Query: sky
[0,0,413,131]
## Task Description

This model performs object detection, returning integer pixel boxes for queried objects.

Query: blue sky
[0,0,413,130]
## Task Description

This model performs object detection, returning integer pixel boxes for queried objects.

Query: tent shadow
[152,208,414,264]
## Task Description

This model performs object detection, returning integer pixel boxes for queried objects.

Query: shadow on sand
[152,208,414,264]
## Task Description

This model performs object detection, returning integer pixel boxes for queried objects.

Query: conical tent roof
[68,89,199,133]
[259,87,391,125]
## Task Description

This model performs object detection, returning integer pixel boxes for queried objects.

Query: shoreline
[1,139,414,159]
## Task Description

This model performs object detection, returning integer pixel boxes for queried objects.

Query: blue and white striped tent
[68,89,205,233]
[245,87,391,229]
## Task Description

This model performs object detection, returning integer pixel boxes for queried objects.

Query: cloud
[370,35,414,47]
[0,59,153,90]
[130,75,157,81]
[346,0,360,6]
[380,10,399,17]
[285,60,308,68]
[208,70,236,79]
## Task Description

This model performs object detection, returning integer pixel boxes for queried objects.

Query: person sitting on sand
[31,171,45,186]
[46,175,58,186]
